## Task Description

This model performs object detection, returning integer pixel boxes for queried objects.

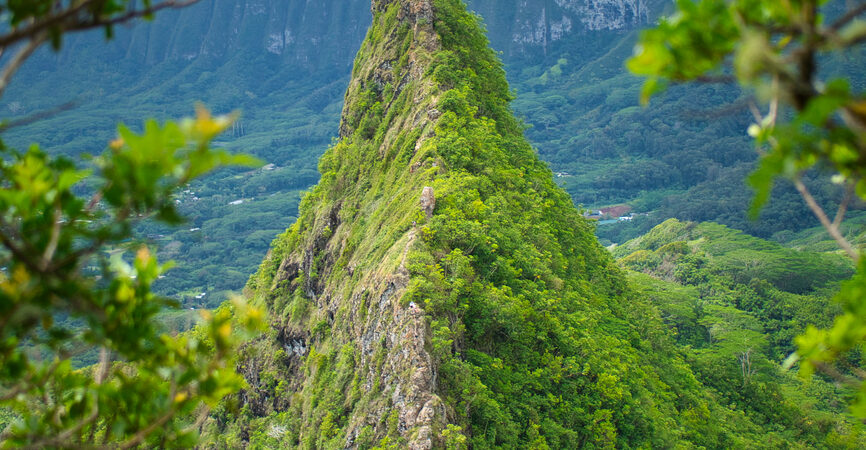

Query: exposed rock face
[201,0,785,448]
[419,187,435,219]
[468,0,652,56]
[227,1,450,447]
[29,0,657,73]
[44,0,371,72]
[561,0,649,30]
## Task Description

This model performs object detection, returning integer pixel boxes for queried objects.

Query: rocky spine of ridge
[235,1,449,447]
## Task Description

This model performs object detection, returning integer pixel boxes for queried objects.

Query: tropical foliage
[630,0,866,416]
[0,1,263,446]
[205,0,865,447]
[618,219,862,446]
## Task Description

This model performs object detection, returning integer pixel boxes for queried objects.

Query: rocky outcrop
[224,0,451,446]
[419,187,435,219]
[50,0,371,71]
[199,0,782,448]
[468,0,654,57]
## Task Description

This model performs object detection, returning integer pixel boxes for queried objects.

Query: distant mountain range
[8,0,861,299]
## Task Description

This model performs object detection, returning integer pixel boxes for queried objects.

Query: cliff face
[3,0,665,311]
[48,0,371,73]
[470,0,651,56]
[35,0,654,71]
[205,0,767,448]
[227,2,450,446]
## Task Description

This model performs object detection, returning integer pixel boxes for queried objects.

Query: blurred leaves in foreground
[0,106,264,447]
[630,0,866,416]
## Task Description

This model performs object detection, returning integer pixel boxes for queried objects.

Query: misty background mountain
[5,0,859,302]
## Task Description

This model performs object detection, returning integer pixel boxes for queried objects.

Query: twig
[813,360,861,388]
[0,222,44,274]
[695,75,736,84]
[0,301,20,337]
[0,101,78,131]
[0,382,28,402]
[768,77,779,127]
[0,357,64,403]
[833,181,855,227]
[0,1,200,51]
[27,400,100,448]
[840,358,866,381]
[182,405,212,436]
[41,202,63,270]
[829,3,866,32]
[118,406,177,449]
[794,178,859,260]
[0,34,48,99]
[86,191,103,212]
[0,2,91,50]
[95,348,111,384]
[65,0,202,35]
[841,26,866,47]
[83,348,111,444]
[748,100,763,123]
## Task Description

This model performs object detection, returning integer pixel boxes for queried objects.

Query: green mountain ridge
[3,0,739,303]
[11,0,858,300]
[201,1,860,447]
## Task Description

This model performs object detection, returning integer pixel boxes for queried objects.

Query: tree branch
[26,398,100,448]
[1,101,78,132]
[695,74,737,84]
[95,347,111,384]
[829,3,866,32]
[794,178,859,260]
[0,1,200,51]
[64,0,202,35]
[0,221,45,274]
[813,360,862,388]
[0,34,48,99]
[118,405,177,449]
[41,202,63,270]
[833,181,855,227]
[182,405,212,436]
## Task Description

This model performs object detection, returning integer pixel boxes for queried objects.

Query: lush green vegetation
[616,218,864,445]
[0,102,264,447]
[201,0,865,447]
[0,2,270,446]
[9,0,862,302]
[772,210,866,254]
[630,0,866,417]
[2,38,342,303]
[503,1,865,241]
[4,0,865,447]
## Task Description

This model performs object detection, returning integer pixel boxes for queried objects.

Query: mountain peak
[207,1,775,447]
[373,0,434,23]
[338,0,443,139]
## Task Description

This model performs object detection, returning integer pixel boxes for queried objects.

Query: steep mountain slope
[3,0,663,301]
[9,0,859,304]
[200,1,843,447]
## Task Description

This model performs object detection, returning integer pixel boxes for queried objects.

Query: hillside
[6,0,863,306]
[3,0,771,302]
[199,1,860,447]
[615,219,862,444]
